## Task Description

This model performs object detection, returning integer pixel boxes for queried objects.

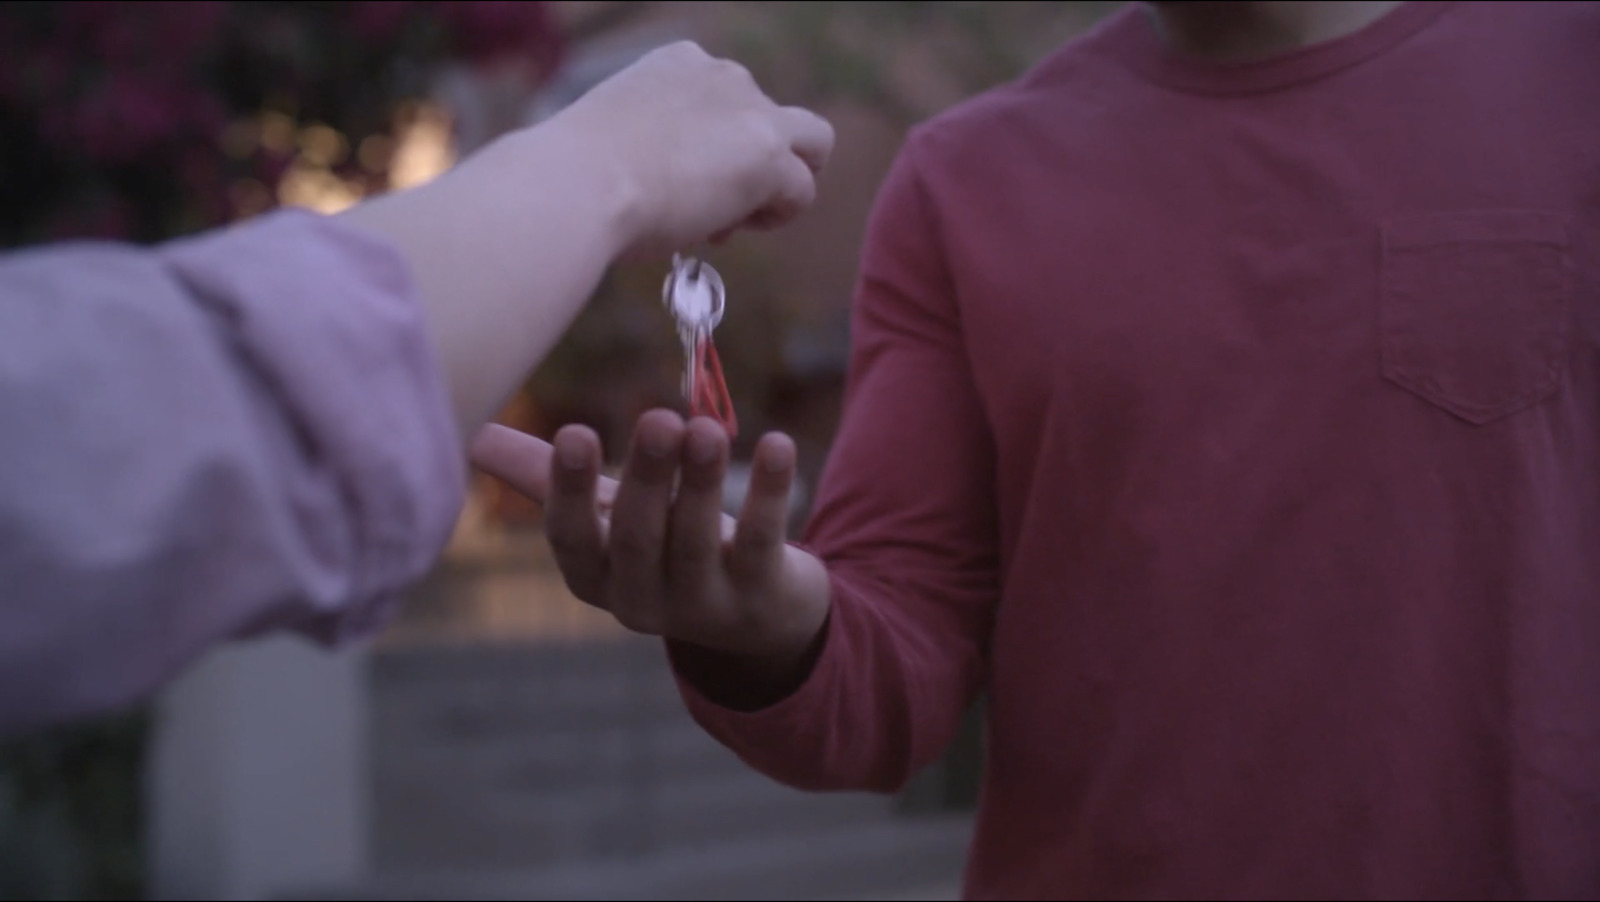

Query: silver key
[662,254,725,404]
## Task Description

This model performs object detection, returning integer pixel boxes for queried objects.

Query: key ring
[660,252,738,437]
[662,253,725,331]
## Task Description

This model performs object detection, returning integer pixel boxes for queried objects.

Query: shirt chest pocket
[1379,210,1575,425]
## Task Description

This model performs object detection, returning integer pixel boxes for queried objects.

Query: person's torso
[913,2,1600,897]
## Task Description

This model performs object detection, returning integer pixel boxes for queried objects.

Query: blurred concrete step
[373,638,904,871]
[286,814,973,902]
[846,886,961,902]
[367,637,961,887]
[371,639,685,740]
[376,762,899,871]
[373,636,667,681]
[376,713,741,797]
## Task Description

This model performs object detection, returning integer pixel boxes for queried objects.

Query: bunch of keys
[662,253,738,437]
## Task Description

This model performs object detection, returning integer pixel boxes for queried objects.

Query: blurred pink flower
[60,1,223,69]
[440,1,564,79]
[2,1,569,246]
[254,150,295,189]
[58,2,121,35]
[45,194,134,242]
[349,1,431,42]
[187,92,227,137]
[179,147,230,222]
[0,30,15,104]
[158,2,227,56]
[92,16,145,62]
[0,13,16,93]
[13,45,72,108]
[179,146,221,194]
[66,73,192,165]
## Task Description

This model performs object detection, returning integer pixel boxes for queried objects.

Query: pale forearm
[342,40,832,442]
[340,41,832,442]
[338,123,637,441]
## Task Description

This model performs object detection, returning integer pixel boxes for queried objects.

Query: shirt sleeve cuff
[158,208,467,645]
[665,559,852,759]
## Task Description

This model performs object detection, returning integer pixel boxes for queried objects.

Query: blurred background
[0,2,1116,899]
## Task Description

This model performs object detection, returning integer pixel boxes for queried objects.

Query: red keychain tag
[690,331,738,437]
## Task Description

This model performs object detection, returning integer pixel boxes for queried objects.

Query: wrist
[668,548,834,713]
[766,544,833,661]
[668,617,831,714]
[331,117,648,440]
[512,111,647,261]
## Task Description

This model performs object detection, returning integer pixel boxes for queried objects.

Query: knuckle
[673,535,717,570]
[764,123,789,158]
[609,525,658,560]
[788,168,817,202]
[544,521,584,554]
[738,112,785,158]
[552,474,590,501]
[718,58,759,90]
[738,520,783,554]
[651,40,700,69]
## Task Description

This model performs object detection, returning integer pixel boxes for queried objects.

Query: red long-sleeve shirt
[675,2,1600,897]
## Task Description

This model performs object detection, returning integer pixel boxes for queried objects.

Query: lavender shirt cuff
[0,208,465,736]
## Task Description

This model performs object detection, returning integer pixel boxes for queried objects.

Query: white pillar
[144,636,369,901]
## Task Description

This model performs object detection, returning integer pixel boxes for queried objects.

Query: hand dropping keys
[663,254,738,437]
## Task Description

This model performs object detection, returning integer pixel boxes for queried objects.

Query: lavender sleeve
[0,209,466,738]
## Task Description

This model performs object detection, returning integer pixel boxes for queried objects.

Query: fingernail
[763,442,794,473]
[641,429,674,459]
[559,439,587,470]
[688,431,719,465]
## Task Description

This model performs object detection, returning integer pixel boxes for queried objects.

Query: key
[664,253,721,403]
[664,254,724,333]
[679,323,700,403]
[661,254,737,436]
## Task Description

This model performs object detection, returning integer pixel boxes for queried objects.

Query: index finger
[469,423,618,509]
[781,106,834,174]
[469,424,554,499]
